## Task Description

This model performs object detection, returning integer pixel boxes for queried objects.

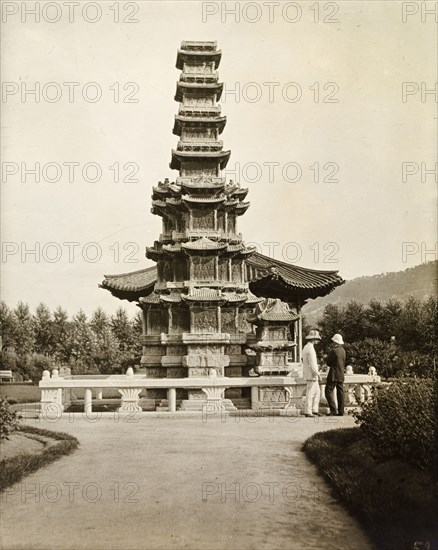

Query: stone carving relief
[192,210,215,231]
[267,328,287,341]
[145,368,167,378]
[184,96,214,107]
[164,216,176,233]
[193,256,215,280]
[259,354,287,367]
[238,312,252,334]
[166,345,186,356]
[162,261,173,282]
[149,309,167,335]
[260,388,287,403]
[189,345,221,355]
[193,309,217,333]
[217,211,225,232]
[226,367,242,377]
[188,367,210,377]
[174,260,188,282]
[183,128,216,140]
[221,308,236,333]
[167,368,186,378]
[218,259,228,282]
[171,308,190,333]
[231,261,242,282]
[227,215,236,234]
[143,346,164,356]
[225,345,241,355]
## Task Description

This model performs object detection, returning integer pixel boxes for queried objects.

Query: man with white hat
[325,333,346,416]
[302,329,322,417]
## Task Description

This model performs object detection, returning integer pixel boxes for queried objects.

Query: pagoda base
[179,398,237,412]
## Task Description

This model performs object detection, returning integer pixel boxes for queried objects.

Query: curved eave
[175,81,223,102]
[99,266,157,303]
[173,115,227,136]
[170,150,230,171]
[229,188,249,200]
[145,248,164,261]
[176,50,222,70]
[181,182,225,192]
[245,251,344,301]
[182,243,228,252]
[235,202,250,215]
[100,254,345,303]
[182,196,226,205]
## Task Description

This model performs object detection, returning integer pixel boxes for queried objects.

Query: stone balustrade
[39,368,381,419]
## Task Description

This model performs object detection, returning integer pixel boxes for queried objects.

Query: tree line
[1,295,436,382]
[308,296,437,378]
[0,302,143,382]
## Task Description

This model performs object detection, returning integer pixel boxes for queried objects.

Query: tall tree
[317,303,345,349]
[365,299,387,340]
[342,300,367,343]
[111,307,134,353]
[13,302,35,357]
[33,303,53,356]
[382,298,403,340]
[90,307,121,374]
[52,306,71,363]
[68,310,96,372]
[0,301,17,351]
[396,296,424,352]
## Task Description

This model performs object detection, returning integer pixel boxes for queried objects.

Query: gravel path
[1,414,372,550]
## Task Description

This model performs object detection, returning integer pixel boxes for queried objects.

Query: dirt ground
[0,414,373,550]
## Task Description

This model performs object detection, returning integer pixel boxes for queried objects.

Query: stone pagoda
[140,41,263,409]
[100,41,345,412]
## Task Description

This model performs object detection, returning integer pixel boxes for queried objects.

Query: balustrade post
[118,388,142,413]
[201,387,226,412]
[84,388,93,414]
[251,386,259,410]
[168,388,176,412]
[57,388,64,412]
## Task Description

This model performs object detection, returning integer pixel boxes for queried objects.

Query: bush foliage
[314,296,437,378]
[353,378,436,470]
[0,397,21,440]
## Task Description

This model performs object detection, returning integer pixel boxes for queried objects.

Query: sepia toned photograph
[1,1,437,549]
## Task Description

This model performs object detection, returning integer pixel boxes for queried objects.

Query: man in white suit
[302,329,322,417]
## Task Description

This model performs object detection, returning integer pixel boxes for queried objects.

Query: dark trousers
[325,382,344,415]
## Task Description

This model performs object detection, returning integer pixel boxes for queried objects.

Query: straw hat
[332,333,344,345]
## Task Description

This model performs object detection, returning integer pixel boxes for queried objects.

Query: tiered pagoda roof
[100,252,344,303]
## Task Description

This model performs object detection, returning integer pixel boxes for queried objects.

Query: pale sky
[1,0,437,316]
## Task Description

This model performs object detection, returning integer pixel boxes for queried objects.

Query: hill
[302,261,437,324]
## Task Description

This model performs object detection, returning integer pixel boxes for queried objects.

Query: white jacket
[302,342,319,381]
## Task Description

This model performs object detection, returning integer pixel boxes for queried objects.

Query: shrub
[353,378,436,470]
[0,397,20,439]
[345,338,397,378]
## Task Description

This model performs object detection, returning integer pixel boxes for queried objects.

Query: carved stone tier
[139,41,255,405]
[247,298,297,377]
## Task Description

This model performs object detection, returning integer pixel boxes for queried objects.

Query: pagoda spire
[170,41,230,174]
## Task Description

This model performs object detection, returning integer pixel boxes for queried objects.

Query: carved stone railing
[39,368,381,419]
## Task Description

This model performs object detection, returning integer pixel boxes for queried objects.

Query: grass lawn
[303,427,437,550]
[0,425,79,491]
